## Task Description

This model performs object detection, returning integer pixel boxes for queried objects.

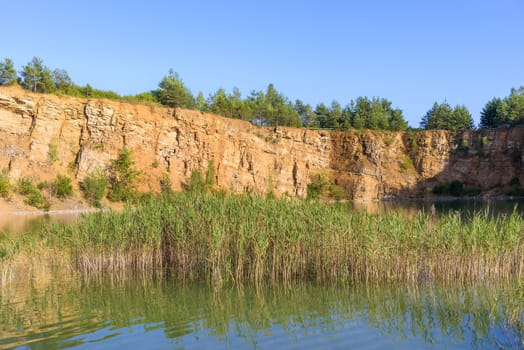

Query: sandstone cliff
[0,86,522,203]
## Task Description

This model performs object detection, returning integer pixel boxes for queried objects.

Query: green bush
[187,170,205,193]
[0,170,11,199]
[186,161,216,194]
[17,178,37,195]
[17,178,50,210]
[307,174,344,200]
[48,144,58,163]
[37,181,49,190]
[81,170,108,207]
[25,190,50,210]
[107,148,140,202]
[53,175,73,198]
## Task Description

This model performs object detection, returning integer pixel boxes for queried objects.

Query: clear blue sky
[1,0,523,126]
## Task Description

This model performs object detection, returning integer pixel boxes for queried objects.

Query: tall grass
[1,192,523,284]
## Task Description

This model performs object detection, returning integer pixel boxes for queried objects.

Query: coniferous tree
[156,69,194,108]
[20,57,56,93]
[195,91,208,111]
[480,98,502,128]
[388,109,408,131]
[421,101,473,130]
[0,58,17,85]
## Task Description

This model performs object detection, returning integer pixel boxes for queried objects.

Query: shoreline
[1,195,522,216]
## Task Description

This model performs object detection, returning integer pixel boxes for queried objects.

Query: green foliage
[26,190,50,210]
[107,148,140,202]
[186,161,217,194]
[20,56,57,93]
[0,170,11,199]
[17,178,37,195]
[432,180,480,197]
[400,156,415,173]
[195,91,208,112]
[37,181,49,191]
[81,170,108,208]
[403,130,419,151]
[0,58,17,85]
[294,99,317,127]
[187,170,205,193]
[420,101,474,131]
[308,96,407,131]
[48,143,58,163]
[245,84,302,127]
[17,177,50,210]
[159,173,174,197]
[480,87,524,128]
[505,177,524,197]
[53,175,73,198]
[8,55,524,133]
[52,68,73,90]
[307,174,344,200]
[121,91,159,105]
[156,69,195,108]
[205,160,216,191]
[4,191,524,283]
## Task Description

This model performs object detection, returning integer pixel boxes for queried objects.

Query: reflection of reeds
[0,277,522,349]
[1,192,523,284]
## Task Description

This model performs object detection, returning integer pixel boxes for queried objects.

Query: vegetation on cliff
[480,87,524,128]
[420,102,474,131]
[0,56,407,130]
[2,56,523,130]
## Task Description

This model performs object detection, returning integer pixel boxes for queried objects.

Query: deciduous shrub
[0,170,11,199]
[81,170,108,207]
[53,175,73,198]
[107,148,140,202]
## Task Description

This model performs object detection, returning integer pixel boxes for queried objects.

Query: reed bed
[1,192,523,284]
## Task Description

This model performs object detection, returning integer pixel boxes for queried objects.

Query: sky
[1,0,523,127]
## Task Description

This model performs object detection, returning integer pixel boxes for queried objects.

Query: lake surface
[0,277,522,349]
[1,200,523,349]
[0,211,82,235]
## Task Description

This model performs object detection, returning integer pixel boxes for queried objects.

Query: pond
[0,277,522,349]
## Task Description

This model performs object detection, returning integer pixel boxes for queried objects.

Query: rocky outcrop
[0,86,522,201]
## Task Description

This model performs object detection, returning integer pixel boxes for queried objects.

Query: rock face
[0,86,522,201]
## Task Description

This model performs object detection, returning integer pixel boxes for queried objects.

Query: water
[0,200,522,349]
[0,277,522,349]
[0,211,82,235]
[353,198,524,218]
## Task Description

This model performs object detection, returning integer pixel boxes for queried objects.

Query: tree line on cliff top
[1,56,523,130]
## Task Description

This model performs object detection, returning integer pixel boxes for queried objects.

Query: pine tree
[0,58,17,85]
[156,69,194,108]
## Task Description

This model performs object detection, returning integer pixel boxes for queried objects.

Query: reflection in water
[353,198,524,218]
[0,212,82,235]
[0,277,522,349]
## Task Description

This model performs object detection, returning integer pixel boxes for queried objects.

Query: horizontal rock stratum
[0,86,522,201]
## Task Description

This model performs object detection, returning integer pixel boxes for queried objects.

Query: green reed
[1,192,523,283]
